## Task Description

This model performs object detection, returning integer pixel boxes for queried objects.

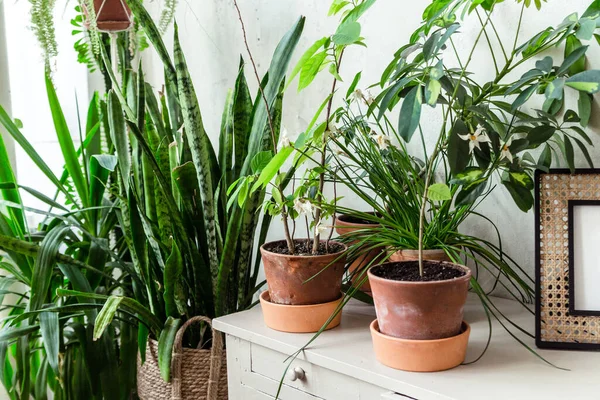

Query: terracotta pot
[85,0,132,32]
[370,319,470,372]
[335,213,384,294]
[389,248,451,262]
[261,240,347,305]
[259,291,342,333]
[368,261,471,340]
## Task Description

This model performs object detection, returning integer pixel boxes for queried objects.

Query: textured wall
[142,0,600,298]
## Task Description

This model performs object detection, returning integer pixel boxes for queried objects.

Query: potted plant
[53,1,305,397]
[330,0,600,371]
[232,0,376,333]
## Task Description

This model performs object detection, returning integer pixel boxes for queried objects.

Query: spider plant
[58,0,306,382]
[0,79,139,398]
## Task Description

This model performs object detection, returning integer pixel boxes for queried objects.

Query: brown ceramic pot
[389,248,450,262]
[85,0,132,32]
[368,260,471,340]
[261,240,347,305]
[335,213,383,294]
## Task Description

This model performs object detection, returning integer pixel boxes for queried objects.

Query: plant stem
[312,50,344,254]
[232,0,295,253]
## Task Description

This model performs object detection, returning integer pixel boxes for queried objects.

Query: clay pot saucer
[259,291,343,333]
[370,319,470,372]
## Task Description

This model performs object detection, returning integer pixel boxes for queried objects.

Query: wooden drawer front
[250,343,362,399]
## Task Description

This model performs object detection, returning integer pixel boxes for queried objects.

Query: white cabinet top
[214,294,600,400]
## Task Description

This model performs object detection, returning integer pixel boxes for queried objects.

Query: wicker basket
[137,316,228,399]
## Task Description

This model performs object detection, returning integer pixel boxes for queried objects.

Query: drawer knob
[286,367,305,381]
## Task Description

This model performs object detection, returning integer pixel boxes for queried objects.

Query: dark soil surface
[371,261,466,282]
[265,240,345,256]
[338,212,379,225]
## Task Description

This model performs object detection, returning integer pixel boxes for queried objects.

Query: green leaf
[425,79,441,106]
[251,146,294,192]
[563,136,575,172]
[427,183,452,201]
[447,119,470,174]
[538,145,552,168]
[287,37,328,90]
[423,31,441,60]
[503,179,534,212]
[455,181,486,206]
[164,241,184,317]
[108,91,131,192]
[397,86,422,142]
[535,56,553,73]
[578,92,592,127]
[46,74,89,208]
[564,36,586,76]
[544,78,565,100]
[576,18,597,40]
[449,167,484,185]
[565,70,600,93]
[511,84,538,111]
[158,317,181,382]
[299,51,327,91]
[558,45,588,76]
[346,71,362,99]
[91,154,118,172]
[39,312,59,375]
[93,296,123,341]
[329,63,343,82]
[251,151,273,174]
[526,125,555,147]
[509,171,534,190]
[332,21,361,45]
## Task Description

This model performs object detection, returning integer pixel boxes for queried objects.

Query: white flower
[363,90,375,105]
[352,89,364,102]
[352,88,374,105]
[458,124,491,153]
[279,128,291,148]
[314,222,331,236]
[499,137,514,163]
[293,198,314,216]
[371,131,391,150]
[328,123,341,138]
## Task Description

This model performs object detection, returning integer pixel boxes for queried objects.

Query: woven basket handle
[171,316,224,400]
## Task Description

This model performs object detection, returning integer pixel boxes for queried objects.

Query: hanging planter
[84,0,133,32]
[137,317,228,400]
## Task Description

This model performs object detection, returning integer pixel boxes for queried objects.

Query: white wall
[141,0,600,298]
[0,2,15,169]
[3,0,90,225]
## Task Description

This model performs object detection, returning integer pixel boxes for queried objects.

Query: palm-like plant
[0,80,139,398]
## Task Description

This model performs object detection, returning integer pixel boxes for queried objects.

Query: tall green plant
[70,0,306,382]
[0,81,138,399]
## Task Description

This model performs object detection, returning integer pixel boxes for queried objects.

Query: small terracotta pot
[370,319,470,372]
[368,261,471,340]
[261,240,347,305]
[335,213,383,294]
[259,291,342,333]
[85,0,132,32]
[389,248,450,262]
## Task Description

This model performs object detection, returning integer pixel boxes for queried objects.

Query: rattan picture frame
[535,169,600,351]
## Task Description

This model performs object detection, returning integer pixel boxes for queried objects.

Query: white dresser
[213,294,600,400]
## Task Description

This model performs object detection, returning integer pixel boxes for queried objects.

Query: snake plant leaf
[565,70,600,93]
[39,312,59,375]
[219,89,235,192]
[232,60,253,180]
[46,74,89,209]
[145,83,170,141]
[174,23,221,290]
[126,0,176,86]
[397,85,422,142]
[108,91,131,193]
[158,317,181,382]
[93,296,124,341]
[164,241,185,318]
